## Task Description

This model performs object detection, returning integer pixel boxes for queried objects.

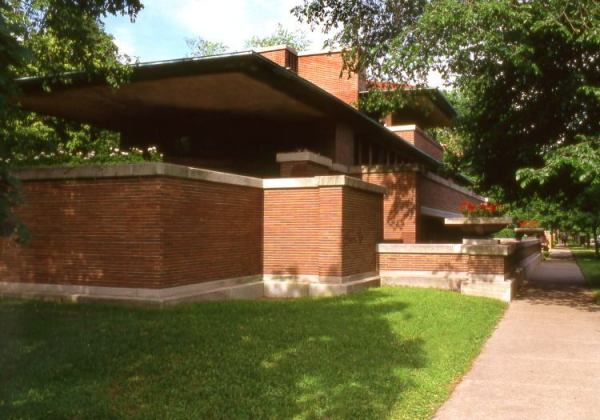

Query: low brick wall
[0,165,264,290]
[263,176,383,281]
[1,164,385,303]
[378,239,542,302]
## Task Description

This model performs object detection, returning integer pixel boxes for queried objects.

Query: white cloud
[145,0,326,50]
[110,25,137,58]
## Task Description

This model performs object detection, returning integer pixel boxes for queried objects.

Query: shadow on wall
[0,289,426,419]
[382,172,416,239]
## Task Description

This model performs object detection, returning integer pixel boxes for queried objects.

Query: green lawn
[571,246,600,303]
[0,287,505,419]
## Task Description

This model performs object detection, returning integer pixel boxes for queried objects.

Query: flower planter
[444,217,515,239]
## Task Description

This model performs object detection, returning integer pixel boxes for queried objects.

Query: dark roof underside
[17,52,445,170]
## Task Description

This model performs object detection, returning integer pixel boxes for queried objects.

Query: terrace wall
[0,164,384,303]
[0,166,264,290]
[378,239,542,301]
[263,177,383,281]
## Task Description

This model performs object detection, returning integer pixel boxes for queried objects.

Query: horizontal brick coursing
[264,186,381,278]
[298,53,359,105]
[361,171,418,243]
[397,130,444,161]
[342,188,382,276]
[0,177,263,288]
[159,178,263,287]
[263,188,321,276]
[379,253,506,274]
[419,176,482,213]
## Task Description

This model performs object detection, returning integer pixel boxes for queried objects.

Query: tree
[294,1,600,200]
[1,0,145,240]
[186,37,228,57]
[244,23,311,51]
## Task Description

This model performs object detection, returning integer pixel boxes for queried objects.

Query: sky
[103,0,445,87]
[104,0,328,62]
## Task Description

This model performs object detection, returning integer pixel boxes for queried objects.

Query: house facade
[0,46,540,303]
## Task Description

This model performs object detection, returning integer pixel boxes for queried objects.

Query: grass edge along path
[0,287,506,419]
[571,246,600,303]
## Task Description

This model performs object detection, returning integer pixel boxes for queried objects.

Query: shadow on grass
[0,289,425,419]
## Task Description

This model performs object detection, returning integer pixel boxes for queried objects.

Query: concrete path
[435,247,600,420]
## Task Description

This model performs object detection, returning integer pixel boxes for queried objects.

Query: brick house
[0,45,539,303]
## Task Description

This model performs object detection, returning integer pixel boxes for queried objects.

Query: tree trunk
[594,223,599,258]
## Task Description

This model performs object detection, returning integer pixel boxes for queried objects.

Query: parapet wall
[0,163,384,303]
[378,239,542,302]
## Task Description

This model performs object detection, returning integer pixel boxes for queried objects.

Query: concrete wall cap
[253,44,298,55]
[348,164,424,174]
[422,171,487,202]
[377,242,515,256]
[12,163,265,189]
[421,206,462,219]
[263,175,386,194]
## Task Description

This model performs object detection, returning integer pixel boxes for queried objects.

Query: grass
[571,246,600,303]
[0,287,506,419]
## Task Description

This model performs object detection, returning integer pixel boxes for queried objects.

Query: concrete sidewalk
[435,247,600,420]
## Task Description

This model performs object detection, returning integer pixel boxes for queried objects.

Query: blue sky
[104,0,328,62]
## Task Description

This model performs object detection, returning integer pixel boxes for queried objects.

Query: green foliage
[571,247,600,302]
[295,0,600,201]
[186,37,229,57]
[0,287,505,419]
[244,23,311,51]
[0,1,148,242]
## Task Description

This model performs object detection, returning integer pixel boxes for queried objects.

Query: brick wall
[263,188,321,276]
[263,185,382,279]
[342,187,382,275]
[160,178,263,287]
[259,49,287,68]
[298,52,360,105]
[0,176,263,288]
[361,170,418,243]
[419,175,482,213]
[379,253,506,275]
[395,129,444,162]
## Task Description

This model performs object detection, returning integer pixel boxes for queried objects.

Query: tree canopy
[295,0,600,200]
[1,0,146,240]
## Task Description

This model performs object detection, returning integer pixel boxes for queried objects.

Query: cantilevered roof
[17,52,445,169]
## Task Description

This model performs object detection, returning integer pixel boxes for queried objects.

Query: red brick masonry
[0,164,384,292]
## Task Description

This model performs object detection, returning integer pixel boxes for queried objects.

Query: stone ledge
[377,242,516,256]
[421,171,487,202]
[0,274,263,305]
[421,206,462,219]
[12,162,264,189]
[263,175,386,194]
[12,162,386,193]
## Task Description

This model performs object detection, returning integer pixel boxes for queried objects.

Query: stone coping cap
[263,175,386,194]
[13,163,386,194]
[276,151,351,174]
[423,171,487,202]
[377,242,516,256]
[12,162,265,188]
[444,217,515,225]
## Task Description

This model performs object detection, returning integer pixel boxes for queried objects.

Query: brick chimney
[256,45,298,73]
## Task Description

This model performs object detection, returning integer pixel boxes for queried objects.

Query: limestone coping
[422,171,487,202]
[12,162,264,188]
[377,242,517,256]
[386,124,444,151]
[263,175,386,194]
[276,151,350,174]
[13,163,386,194]
[421,206,462,219]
